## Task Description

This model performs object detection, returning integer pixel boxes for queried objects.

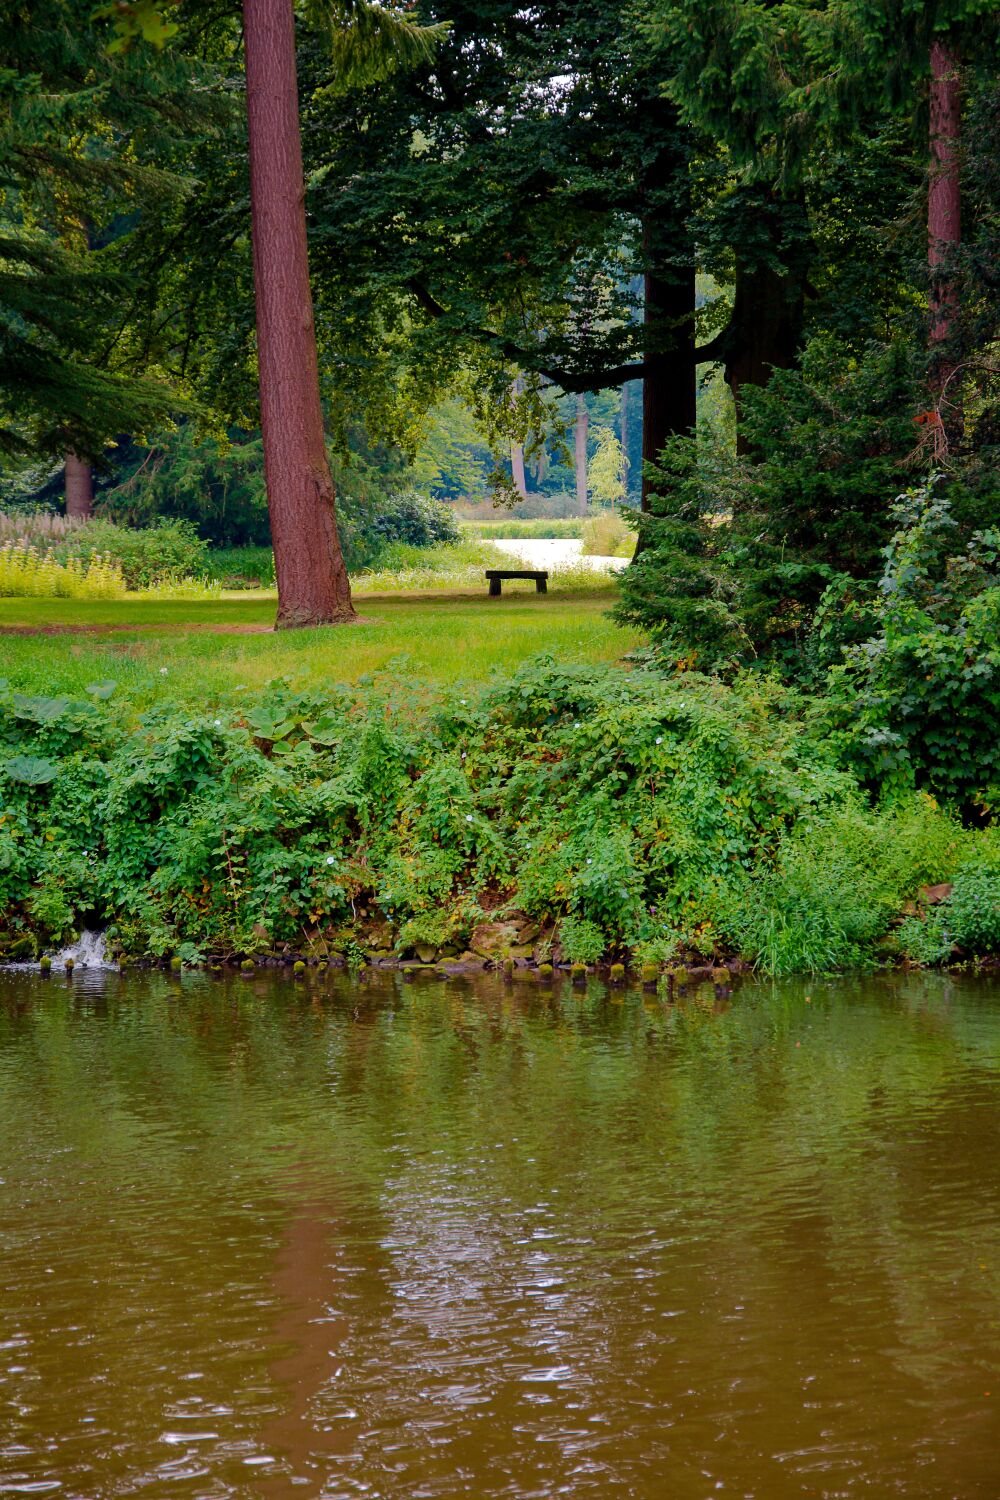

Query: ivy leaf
[4,754,59,786]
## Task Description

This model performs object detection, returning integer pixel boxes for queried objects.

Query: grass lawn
[0,586,642,702]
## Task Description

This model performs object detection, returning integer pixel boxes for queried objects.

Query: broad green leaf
[4,754,59,786]
[11,694,70,724]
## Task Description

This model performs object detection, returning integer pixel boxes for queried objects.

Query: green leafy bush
[827,478,1000,811]
[718,797,966,974]
[93,425,459,570]
[616,338,1000,678]
[898,865,1000,965]
[54,518,208,588]
[945,866,1000,952]
[558,915,606,964]
[0,659,981,971]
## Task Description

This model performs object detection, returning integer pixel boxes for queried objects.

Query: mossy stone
[240,958,255,972]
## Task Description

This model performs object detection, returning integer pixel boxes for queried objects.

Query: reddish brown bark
[575,395,589,514]
[243,0,355,628]
[64,451,93,520]
[928,37,962,405]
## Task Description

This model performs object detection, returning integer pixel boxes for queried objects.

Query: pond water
[486,537,629,572]
[1,967,999,1499]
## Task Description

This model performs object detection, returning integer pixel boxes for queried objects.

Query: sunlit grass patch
[0,589,640,703]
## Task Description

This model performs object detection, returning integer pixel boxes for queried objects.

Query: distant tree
[574,397,590,515]
[588,427,627,511]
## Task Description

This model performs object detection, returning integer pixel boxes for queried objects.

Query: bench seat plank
[484,568,549,596]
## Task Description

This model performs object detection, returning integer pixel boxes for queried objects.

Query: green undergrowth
[1,655,994,973]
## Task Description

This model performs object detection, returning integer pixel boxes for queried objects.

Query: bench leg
[489,577,502,597]
[536,575,547,593]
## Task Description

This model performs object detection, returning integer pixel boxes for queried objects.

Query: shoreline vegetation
[3,642,999,977]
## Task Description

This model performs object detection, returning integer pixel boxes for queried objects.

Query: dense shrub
[718,798,966,975]
[93,425,458,567]
[336,488,460,571]
[616,338,1000,676]
[54,517,208,588]
[826,479,1000,811]
[0,656,982,972]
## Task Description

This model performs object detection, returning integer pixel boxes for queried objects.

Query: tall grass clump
[581,511,635,558]
[0,544,125,599]
[719,797,967,974]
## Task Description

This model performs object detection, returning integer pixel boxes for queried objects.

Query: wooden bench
[485,569,549,596]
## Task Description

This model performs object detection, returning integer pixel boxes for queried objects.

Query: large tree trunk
[640,261,697,508]
[64,451,93,520]
[723,258,805,453]
[243,0,355,628]
[715,190,811,453]
[928,36,962,423]
[575,395,589,515]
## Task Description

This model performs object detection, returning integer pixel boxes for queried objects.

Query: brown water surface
[1,967,999,1498]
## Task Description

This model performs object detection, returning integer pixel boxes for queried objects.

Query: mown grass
[0,588,640,703]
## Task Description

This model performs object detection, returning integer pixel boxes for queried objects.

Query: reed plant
[0,510,85,547]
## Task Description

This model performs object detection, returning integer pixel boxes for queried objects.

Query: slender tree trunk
[575,395,589,515]
[243,0,355,628]
[640,260,696,508]
[928,36,962,420]
[620,383,628,500]
[509,376,528,498]
[64,451,93,520]
[511,442,528,500]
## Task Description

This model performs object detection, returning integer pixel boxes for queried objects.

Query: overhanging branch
[407,279,729,392]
